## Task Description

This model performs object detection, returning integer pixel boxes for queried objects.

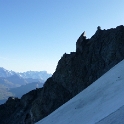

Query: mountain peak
[0,25,124,124]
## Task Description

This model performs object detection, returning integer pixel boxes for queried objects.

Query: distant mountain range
[0,67,52,80]
[0,82,44,105]
[9,82,43,98]
[0,67,52,104]
[0,67,52,88]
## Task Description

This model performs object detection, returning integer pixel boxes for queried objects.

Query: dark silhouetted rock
[76,31,87,53]
[0,25,124,124]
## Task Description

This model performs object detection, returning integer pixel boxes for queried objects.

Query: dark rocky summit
[0,25,124,124]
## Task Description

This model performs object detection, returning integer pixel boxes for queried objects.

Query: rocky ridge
[0,25,124,124]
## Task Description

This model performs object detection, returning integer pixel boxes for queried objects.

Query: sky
[36,60,124,124]
[0,0,124,73]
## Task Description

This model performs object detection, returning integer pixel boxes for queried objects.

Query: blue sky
[0,0,124,73]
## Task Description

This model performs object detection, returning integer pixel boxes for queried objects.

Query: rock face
[53,25,124,96]
[0,25,124,124]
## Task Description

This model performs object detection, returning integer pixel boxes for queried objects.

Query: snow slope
[96,105,124,124]
[36,60,124,124]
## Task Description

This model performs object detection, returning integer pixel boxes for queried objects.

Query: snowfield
[36,60,124,124]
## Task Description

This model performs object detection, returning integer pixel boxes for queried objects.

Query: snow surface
[36,60,124,124]
[96,105,124,124]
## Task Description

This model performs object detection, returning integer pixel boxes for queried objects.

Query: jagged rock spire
[76,31,87,53]
[82,31,86,36]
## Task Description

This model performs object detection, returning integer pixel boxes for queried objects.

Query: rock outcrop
[76,31,87,53]
[0,25,124,124]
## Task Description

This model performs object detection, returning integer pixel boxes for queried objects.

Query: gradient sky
[0,0,124,73]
